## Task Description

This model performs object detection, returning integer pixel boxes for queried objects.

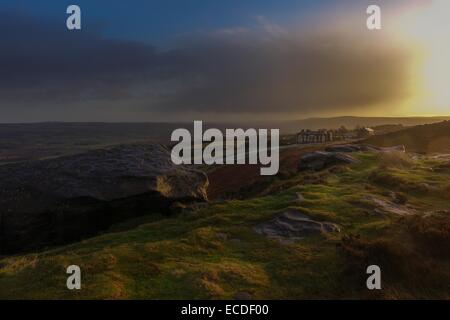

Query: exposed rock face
[379,145,406,153]
[325,144,406,153]
[295,192,305,204]
[0,144,208,254]
[255,209,340,243]
[325,144,377,153]
[298,151,358,171]
[364,195,417,216]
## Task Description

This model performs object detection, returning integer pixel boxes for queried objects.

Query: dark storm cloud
[0,11,189,104]
[161,29,410,113]
[0,11,411,119]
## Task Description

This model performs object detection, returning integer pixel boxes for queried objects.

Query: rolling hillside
[365,121,450,153]
[277,116,450,133]
[1,145,449,299]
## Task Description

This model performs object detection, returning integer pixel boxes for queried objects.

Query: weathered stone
[325,144,373,153]
[0,144,208,254]
[390,192,407,205]
[169,201,188,214]
[216,233,228,241]
[255,209,340,243]
[295,192,305,203]
[325,144,405,153]
[380,145,406,153]
[298,151,358,171]
[234,291,252,300]
[364,195,417,216]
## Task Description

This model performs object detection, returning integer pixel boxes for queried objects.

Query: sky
[0,0,449,122]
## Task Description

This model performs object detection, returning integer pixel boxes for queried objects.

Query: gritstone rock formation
[0,144,208,254]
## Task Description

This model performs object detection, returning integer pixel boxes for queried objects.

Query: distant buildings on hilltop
[296,126,375,144]
[297,129,334,144]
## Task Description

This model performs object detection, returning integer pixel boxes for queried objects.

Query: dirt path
[207,144,323,200]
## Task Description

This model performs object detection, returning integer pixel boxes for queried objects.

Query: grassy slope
[0,152,449,299]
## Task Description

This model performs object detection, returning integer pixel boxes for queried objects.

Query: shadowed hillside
[278,116,450,133]
[365,121,450,154]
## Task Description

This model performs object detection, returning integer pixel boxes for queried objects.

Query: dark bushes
[338,213,450,298]
[405,214,450,259]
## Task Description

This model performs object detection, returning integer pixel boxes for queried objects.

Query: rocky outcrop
[0,144,208,254]
[325,144,405,153]
[298,151,358,171]
[379,145,406,153]
[364,195,417,216]
[255,209,340,243]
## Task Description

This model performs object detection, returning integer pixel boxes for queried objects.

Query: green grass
[1,151,449,299]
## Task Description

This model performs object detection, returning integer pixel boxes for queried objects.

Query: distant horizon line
[1,115,450,125]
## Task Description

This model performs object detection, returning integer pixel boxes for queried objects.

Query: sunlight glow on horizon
[394,0,450,115]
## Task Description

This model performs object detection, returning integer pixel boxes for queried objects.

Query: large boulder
[298,151,358,171]
[0,144,208,254]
